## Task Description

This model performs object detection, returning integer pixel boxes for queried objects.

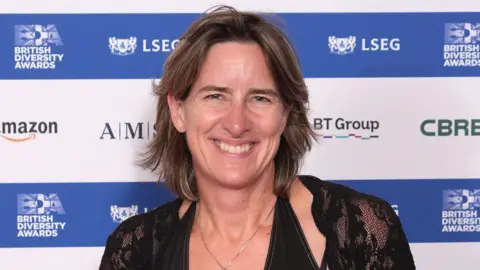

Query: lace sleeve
[351,196,416,270]
[98,216,152,270]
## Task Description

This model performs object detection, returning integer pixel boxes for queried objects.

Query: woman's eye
[206,94,222,99]
[253,96,271,102]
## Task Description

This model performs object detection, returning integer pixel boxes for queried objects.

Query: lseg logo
[420,119,480,136]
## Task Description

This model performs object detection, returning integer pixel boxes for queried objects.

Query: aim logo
[0,121,58,142]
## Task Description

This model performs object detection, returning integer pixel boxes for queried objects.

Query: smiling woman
[98,5,416,270]
[165,40,298,199]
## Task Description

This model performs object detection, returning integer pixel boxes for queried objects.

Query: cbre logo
[420,119,480,136]
[0,121,58,142]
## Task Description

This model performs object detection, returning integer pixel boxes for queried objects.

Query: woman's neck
[194,171,277,244]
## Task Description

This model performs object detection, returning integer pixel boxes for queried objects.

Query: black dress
[157,197,327,270]
[99,175,416,270]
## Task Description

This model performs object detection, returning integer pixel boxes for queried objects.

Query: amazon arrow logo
[0,121,58,142]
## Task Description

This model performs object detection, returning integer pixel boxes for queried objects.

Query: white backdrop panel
[1,78,479,183]
[2,0,480,13]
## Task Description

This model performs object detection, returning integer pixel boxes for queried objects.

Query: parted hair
[138,5,317,201]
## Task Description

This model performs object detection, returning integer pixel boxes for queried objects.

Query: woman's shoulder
[299,175,415,268]
[298,174,399,226]
[98,198,183,269]
[298,174,396,213]
[109,198,182,238]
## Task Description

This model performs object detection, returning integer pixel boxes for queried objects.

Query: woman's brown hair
[138,5,317,201]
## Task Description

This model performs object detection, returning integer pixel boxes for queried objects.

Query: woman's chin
[212,174,257,190]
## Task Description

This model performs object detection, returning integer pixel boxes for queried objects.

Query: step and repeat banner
[1,0,480,269]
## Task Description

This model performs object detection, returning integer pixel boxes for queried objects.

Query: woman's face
[168,41,289,190]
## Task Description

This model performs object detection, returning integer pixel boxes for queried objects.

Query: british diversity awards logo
[444,23,480,67]
[17,193,67,238]
[442,189,480,232]
[14,24,65,69]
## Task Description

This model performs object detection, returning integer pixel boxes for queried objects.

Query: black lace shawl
[99,175,416,269]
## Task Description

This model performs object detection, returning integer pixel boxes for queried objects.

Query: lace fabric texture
[98,175,416,270]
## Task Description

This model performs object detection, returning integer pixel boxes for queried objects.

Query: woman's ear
[167,92,186,133]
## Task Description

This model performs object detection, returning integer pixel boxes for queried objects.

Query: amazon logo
[0,121,58,142]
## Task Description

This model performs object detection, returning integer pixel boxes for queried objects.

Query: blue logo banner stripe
[1,178,479,248]
[1,13,480,79]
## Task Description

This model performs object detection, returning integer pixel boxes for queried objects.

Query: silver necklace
[196,201,276,270]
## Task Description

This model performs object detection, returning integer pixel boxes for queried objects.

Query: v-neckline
[182,199,279,270]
